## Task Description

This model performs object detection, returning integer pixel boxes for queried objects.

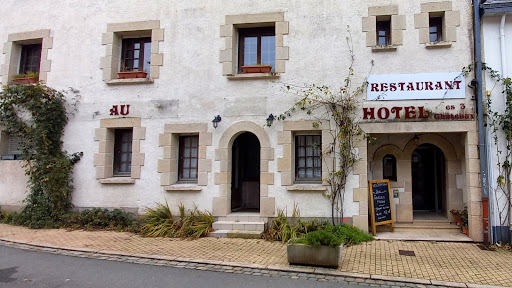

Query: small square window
[113,129,133,176]
[376,20,391,46]
[295,135,322,182]
[383,154,397,182]
[121,38,151,77]
[429,15,443,43]
[238,27,275,73]
[1,132,22,160]
[179,135,199,182]
[19,43,42,75]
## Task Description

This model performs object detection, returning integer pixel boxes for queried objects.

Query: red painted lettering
[435,81,443,90]
[404,106,416,119]
[406,83,414,91]
[418,106,429,119]
[416,82,424,91]
[381,83,388,92]
[377,107,390,119]
[444,81,453,89]
[390,83,397,91]
[453,81,462,89]
[425,82,433,90]
[371,83,379,92]
[363,108,375,119]
[398,83,405,90]
[390,107,402,118]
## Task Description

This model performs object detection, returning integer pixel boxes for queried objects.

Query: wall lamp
[266,114,275,127]
[212,115,221,129]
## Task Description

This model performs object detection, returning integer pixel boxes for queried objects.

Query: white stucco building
[0,0,484,241]
[481,0,512,243]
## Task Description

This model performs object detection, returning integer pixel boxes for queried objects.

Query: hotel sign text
[367,72,465,100]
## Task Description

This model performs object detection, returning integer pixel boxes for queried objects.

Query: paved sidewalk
[0,224,511,288]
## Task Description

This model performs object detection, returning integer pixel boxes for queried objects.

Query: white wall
[0,0,475,218]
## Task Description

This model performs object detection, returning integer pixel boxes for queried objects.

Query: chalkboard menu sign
[369,180,394,236]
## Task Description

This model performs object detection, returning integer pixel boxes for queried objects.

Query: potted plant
[241,64,272,73]
[12,72,38,84]
[117,63,147,79]
[450,207,468,235]
[287,230,343,268]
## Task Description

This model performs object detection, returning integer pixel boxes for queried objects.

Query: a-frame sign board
[369,180,394,236]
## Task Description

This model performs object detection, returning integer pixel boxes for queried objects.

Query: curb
[0,237,507,288]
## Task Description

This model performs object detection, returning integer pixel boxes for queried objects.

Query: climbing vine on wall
[482,64,512,241]
[279,35,371,224]
[0,83,82,228]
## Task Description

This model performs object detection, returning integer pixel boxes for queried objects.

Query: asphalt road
[0,245,370,288]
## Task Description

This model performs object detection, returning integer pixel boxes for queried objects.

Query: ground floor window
[113,129,133,176]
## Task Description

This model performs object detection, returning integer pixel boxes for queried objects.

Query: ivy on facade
[0,83,82,228]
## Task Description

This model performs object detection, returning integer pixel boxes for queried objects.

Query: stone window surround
[213,121,276,217]
[277,120,332,192]
[158,123,212,192]
[94,117,146,184]
[1,29,52,84]
[101,20,164,84]
[414,1,460,48]
[220,12,289,79]
[363,5,405,51]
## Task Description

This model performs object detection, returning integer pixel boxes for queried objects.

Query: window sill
[105,78,154,85]
[287,184,326,192]
[371,45,398,52]
[163,185,202,192]
[227,73,280,80]
[425,42,452,49]
[99,177,136,184]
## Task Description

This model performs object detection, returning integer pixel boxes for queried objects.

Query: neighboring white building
[0,0,483,241]
[481,0,512,243]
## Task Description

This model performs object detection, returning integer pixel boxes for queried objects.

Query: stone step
[218,213,268,223]
[207,230,263,239]
[212,221,265,231]
[378,222,461,233]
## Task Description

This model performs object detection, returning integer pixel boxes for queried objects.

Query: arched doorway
[411,143,446,213]
[231,132,260,212]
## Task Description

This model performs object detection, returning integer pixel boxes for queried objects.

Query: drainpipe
[474,0,490,243]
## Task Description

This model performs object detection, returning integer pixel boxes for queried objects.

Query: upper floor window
[19,44,42,75]
[429,15,443,42]
[376,19,391,46]
[295,135,322,182]
[383,154,397,181]
[113,128,133,176]
[238,27,275,73]
[121,38,151,76]
[179,135,199,182]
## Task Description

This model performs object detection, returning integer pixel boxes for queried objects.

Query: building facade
[0,0,483,241]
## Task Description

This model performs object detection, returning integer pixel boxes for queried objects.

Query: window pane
[114,129,133,176]
[243,36,258,66]
[179,135,199,181]
[261,36,275,71]
[295,135,322,181]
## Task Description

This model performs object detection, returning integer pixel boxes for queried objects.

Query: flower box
[12,76,38,84]
[117,71,148,79]
[241,65,272,73]
[286,241,343,268]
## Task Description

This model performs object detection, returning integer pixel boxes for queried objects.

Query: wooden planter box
[117,71,148,79]
[12,77,38,84]
[287,242,343,268]
[241,65,272,73]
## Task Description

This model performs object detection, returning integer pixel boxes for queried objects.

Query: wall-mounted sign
[367,72,465,101]
[110,105,130,116]
[362,104,475,121]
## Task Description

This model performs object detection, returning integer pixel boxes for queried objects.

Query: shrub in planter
[287,230,343,267]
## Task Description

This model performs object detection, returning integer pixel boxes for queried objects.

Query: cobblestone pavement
[0,224,510,288]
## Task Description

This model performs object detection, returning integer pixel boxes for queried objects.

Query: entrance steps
[376,219,472,242]
[208,212,267,239]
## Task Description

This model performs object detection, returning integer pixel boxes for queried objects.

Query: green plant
[290,230,342,248]
[13,71,38,79]
[0,83,82,228]
[450,207,468,229]
[61,208,137,230]
[322,223,374,245]
[139,202,213,239]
